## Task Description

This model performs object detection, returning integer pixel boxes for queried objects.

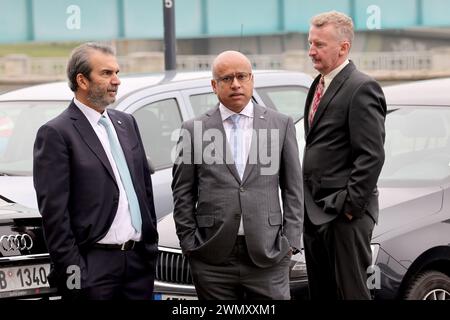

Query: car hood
[0,176,38,209]
[158,185,445,249]
[0,201,41,220]
[373,185,443,240]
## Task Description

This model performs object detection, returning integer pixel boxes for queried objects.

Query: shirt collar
[219,101,254,122]
[323,59,349,89]
[73,97,112,127]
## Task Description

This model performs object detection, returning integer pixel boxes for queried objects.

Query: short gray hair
[66,42,115,92]
[311,11,354,45]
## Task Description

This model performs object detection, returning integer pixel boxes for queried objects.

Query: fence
[1,48,450,83]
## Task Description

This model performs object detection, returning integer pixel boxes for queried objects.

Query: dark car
[295,77,450,300]
[370,78,450,300]
[0,197,56,298]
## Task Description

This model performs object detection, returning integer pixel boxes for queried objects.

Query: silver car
[0,70,312,298]
[154,77,450,300]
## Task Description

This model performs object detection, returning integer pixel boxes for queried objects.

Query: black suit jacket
[303,61,386,225]
[33,101,158,287]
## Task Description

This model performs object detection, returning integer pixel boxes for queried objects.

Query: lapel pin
[117,120,122,125]
[259,115,265,119]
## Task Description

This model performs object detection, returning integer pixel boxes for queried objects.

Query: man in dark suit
[172,51,303,300]
[302,11,386,299]
[33,43,158,300]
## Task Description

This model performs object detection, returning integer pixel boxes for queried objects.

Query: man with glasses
[172,51,304,300]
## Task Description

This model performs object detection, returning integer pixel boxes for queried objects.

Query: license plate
[154,293,197,300]
[0,264,50,296]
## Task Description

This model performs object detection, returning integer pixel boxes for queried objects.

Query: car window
[379,107,450,185]
[133,98,182,170]
[295,107,450,186]
[256,86,308,122]
[189,86,309,121]
[0,101,67,175]
[189,93,219,117]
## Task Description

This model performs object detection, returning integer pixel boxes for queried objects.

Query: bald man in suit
[172,51,304,300]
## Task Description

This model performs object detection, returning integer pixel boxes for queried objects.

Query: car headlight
[289,250,307,279]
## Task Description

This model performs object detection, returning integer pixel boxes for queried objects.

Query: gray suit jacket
[172,103,303,268]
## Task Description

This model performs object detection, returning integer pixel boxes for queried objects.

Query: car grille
[156,247,193,285]
[0,219,48,257]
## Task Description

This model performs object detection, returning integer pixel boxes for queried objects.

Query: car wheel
[404,271,450,300]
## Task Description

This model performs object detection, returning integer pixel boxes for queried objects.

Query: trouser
[303,212,375,300]
[189,236,291,300]
[62,241,157,300]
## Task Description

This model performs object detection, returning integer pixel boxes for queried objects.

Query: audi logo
[0,234,34,251]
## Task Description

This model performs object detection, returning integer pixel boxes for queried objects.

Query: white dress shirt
[309,59,349,115]
[322,59,349,94]
[219,101,254,235]
[73,98,141,243]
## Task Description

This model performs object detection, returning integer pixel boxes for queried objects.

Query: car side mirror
[147,156,156,175]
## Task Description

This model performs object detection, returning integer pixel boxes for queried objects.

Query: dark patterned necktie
[308,76,325,126]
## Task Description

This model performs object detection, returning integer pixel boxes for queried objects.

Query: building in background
[1,0,450,89]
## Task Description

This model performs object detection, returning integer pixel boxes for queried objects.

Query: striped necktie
[229,113,245,178]
[308,75,325,126]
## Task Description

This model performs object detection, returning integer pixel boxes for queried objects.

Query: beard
[87,85,117,109]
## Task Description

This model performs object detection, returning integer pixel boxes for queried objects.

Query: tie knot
[98,115,109,127]
[318,75,325,88]
[229,113,242,127]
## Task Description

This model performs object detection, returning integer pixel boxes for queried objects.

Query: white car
[0,70,312,299]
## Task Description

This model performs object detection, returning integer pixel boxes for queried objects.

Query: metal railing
[1,48,450,81]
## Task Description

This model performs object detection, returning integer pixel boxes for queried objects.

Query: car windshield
[0,101,68,175]
[295,106,450,187]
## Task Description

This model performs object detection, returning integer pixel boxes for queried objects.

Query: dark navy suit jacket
[33,101,158,288]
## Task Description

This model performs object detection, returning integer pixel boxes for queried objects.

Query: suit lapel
[69,102,117,184]
[307,61,356,137]
[204,106,241,183]
[241,104,267,184]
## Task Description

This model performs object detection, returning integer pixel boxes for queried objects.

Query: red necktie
[308,76,325,126]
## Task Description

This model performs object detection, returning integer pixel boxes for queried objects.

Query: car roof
[0,69,310,102]
[383,77,450,107]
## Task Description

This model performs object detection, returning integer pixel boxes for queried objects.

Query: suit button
[239,187,245,192]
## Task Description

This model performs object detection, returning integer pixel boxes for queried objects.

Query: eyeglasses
[215,72,252,85]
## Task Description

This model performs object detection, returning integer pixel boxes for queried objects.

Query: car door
[254,85,309,122]
[180,87,218,118]
[121,92,185,219]
[180,86,285,118]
